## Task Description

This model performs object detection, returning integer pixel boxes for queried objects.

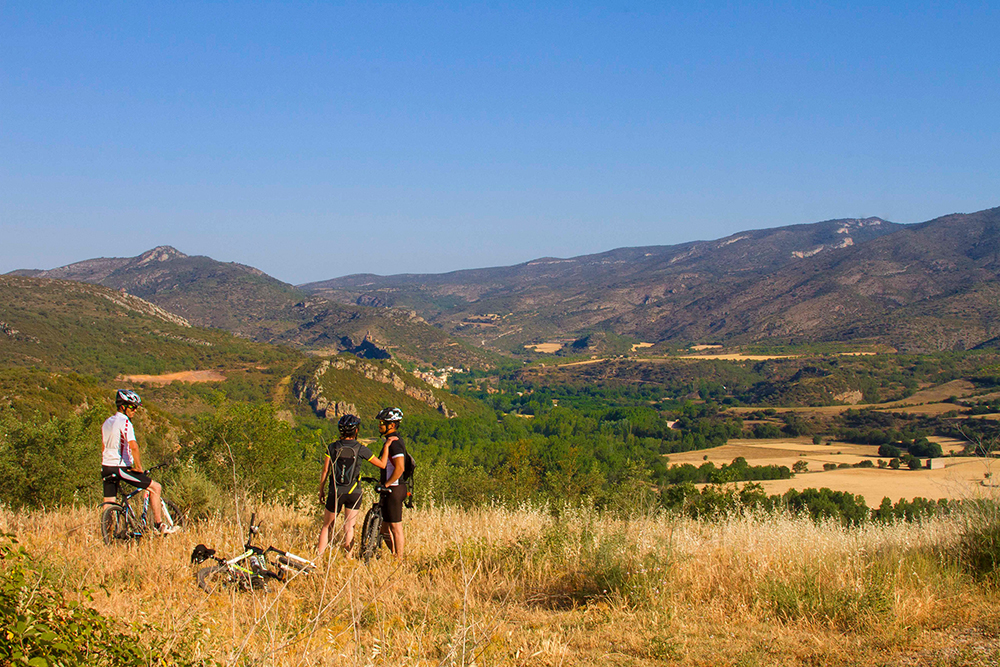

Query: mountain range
[11,206,1000,356]
[9,247,495,369]
[303,207,1000,353]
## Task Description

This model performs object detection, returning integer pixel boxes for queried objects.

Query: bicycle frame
[358,477,387,562]
[101,463,179,542]
[195,514,315,593]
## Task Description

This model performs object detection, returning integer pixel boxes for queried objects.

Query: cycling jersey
[381,436,407,487]
[101,412,135,467]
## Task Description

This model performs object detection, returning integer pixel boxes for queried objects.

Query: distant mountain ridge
[301,208,1000,353]
[14,207,1000,355]
[9,247,496,369]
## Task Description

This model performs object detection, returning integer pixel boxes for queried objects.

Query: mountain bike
[194,513,316,594]
[100,463,184,544]
[358,476,392,563]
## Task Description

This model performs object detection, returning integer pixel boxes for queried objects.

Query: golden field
[666,437,998,506]
[3,498,1000,666]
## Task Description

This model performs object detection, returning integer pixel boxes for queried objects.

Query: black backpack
[329,440,362,489]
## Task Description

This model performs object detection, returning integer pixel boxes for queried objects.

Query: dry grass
[3,502,999,666]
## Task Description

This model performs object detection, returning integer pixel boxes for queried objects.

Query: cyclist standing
[316,414,389,556]
[101,390,178,535]
[375,407,408,559]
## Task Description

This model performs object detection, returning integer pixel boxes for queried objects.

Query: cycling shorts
[381,483,407,523]
[102,465,152,497]
[326,489,363,513]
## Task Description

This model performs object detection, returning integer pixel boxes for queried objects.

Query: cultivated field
[4,501,999,666]
[668,437,996,505]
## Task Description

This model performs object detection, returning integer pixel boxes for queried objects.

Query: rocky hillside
[10,247,498,370]
[303,208,1000,352]
[0,275,297,379]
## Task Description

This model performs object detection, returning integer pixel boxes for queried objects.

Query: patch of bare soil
[121,370,226,385]
[525,343,564,353]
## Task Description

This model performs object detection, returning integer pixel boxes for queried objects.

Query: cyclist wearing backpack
[316,414,389,556]
[375,407,411,558]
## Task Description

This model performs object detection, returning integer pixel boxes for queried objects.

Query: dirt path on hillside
[121,370,226,385]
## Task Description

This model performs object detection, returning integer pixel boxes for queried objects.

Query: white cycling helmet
[115,389,142,409]
[375,407,403,423]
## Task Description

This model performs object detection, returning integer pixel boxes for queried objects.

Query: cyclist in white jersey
[100,390,177,534]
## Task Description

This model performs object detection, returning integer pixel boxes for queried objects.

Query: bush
[0,535,210,666]
[878,444,902,458]
[908,438,942,458]
[958,502,1000,585]
[0,409,104,509]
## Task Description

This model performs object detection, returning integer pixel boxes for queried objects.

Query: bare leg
[342,508,360,554]
[317,508,338,555]
[382,522,404,558]
[147,480,163,525]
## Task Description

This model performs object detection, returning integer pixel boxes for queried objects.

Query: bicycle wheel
[100,505,128,545]
[160,498,185,530]
[197,565,232,594]
[359,507,382,563]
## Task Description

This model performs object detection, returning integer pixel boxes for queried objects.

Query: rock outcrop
[296,357,456,419]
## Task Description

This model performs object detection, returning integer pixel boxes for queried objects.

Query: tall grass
[2,502,998,666]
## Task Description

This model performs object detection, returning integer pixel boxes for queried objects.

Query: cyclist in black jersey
[375,407,408,558]
[316,414,389,556]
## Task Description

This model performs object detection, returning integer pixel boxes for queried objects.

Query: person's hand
[375,485,391,495]
[318,490,325,504]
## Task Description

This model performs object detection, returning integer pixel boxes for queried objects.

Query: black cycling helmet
[338,413,361,436]
[115,389,142,409]
[375,407,403,423]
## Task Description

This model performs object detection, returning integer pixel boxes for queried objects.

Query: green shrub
[958,502,1000,585]
[0,535,212,666]
[759,564,893,630]
[163,459,226,520]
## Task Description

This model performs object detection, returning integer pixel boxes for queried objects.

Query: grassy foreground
[3,501,999,666]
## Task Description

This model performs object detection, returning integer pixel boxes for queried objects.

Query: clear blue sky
[2,2,998,284]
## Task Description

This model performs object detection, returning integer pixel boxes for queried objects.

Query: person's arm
[368,439,392,470]
[128,440,142,472]
[318,456,331,502]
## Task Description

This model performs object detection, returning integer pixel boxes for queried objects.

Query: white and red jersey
[101,411,135,467]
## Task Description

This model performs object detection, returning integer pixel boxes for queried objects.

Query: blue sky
[2,2,998,284]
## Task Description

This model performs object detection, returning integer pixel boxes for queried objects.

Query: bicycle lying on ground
[193,513,317,594]
[100,463,184,544]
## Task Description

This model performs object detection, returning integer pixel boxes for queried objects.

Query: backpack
[402,447,416,508]
[329,440,362,489]
[401,449,416,484]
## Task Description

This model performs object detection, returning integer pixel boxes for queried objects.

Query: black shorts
[381,483,406,523]
[326,489,362,513]
[102,465,152,498]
